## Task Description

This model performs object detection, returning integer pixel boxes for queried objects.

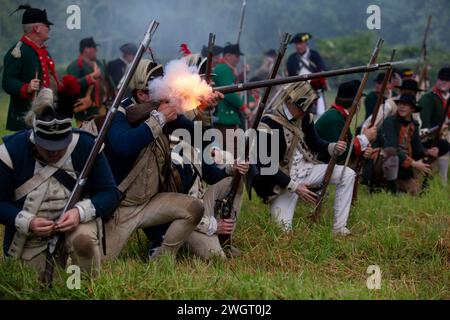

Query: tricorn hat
[223,43,243,56]
[80,37,99,52]
[396,93,420,112]
[120,43,138,55]
[290,33,312,44]
[395,79,423,92]
[438,67,450,81]
[10,4,53,26]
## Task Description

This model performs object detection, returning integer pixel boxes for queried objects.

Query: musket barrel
[215,63,391,95]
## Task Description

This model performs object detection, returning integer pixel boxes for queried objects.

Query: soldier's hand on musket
[54,208,81,233]
[216,218,236,235]
[362,125,377,142]
[91,62,101,80]
[199,91,224,110]
[158,102,178,123]
[295,184,318,205]
[335,141,347,155]
[27,79,40,94]
[412,159,432,175]
[233,161,249,175]
[363,146,373,159]
[29,217,55,237]
[426,147,439,158]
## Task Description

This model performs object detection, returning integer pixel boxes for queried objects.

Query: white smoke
[149,59,213,112]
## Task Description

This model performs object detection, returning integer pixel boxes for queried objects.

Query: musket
[351,49,396,203]
[216,32,292,249]
[205,33,216,126]
[214,62,392,95]
[236,0,248,129]
[41,20,160,286]
[420,120,450,142]
[311,38,384,223]
[417,16,432,91]
[236,0,247,45]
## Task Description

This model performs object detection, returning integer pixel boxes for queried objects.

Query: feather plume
[179,43,192,57]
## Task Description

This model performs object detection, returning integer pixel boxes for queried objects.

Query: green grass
[0,92,449,300]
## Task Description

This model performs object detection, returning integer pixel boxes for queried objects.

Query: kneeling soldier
[369,94,443,194]
[0,88,121,277]
[99,59,222,261]
[252,82,354,236]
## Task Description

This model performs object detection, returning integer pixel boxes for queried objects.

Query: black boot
[387,180,398,194]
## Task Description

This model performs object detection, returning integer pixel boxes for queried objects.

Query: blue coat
[105,110,204,185]
[286,49,326,77]
[0,129,122,254]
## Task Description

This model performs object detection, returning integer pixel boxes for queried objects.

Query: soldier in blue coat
[0,88,121,278]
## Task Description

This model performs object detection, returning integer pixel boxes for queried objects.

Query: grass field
[0,92,449,300]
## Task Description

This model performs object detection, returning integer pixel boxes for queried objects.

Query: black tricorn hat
[120,43,138,55]
[80,37,99,52]
[10,4,53,26]
[201,45,224,58]
[396,93,420,112]
[290,33,312,44]
[374,72,387,84]
[223,43,243,56]
[438,67,450,81]
[337,80,361,101]
[395,79,423,92]
[264,49,277,58]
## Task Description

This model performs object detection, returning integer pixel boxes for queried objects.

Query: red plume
[179,43,192,57]
[60,74,81,96]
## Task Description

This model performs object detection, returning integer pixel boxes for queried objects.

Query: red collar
[21,36,47,51]
[20,36,60,89]
[332,104,349,117]
[432,86,448,108]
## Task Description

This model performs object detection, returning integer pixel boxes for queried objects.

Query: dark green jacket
[66,57,107,121]
[419,90,448,129]
[315,107,356,163]
[373,114,425,167]
[213,63,244,126]
[2,41,49,131]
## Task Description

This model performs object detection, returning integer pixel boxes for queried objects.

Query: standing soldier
[66,37,110,124]
[2,5,59,131]
[0,88,121,277]
[286,33,327,117]
[419,67,450,183]
[107,43,138,88]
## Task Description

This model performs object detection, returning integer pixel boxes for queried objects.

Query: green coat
[419,91,447,129]
[213,63,244,126]
[315,107,355,163]
[2,41,49,131]
[66,57,107,121]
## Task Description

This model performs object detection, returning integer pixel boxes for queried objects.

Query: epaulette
[11,41,23,59]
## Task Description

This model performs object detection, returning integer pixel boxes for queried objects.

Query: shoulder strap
[13,133,80,201]
[0,144,13,170]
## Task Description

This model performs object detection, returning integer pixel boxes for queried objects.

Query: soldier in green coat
[315,80,377,164]
[2,5,59,131]
[66,37,111,124]
[418,67,450,183]
[213,43,251,154]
